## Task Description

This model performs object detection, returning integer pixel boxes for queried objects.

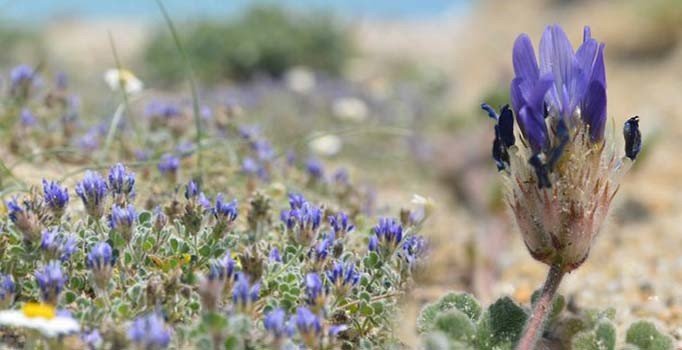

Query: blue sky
[0,0,470,22]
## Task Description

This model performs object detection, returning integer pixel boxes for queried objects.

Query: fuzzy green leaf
[571,321,616,350]
[487,297,527,344]
[434,309,476,342]
[417,292,482,334]
[625,321,673,350]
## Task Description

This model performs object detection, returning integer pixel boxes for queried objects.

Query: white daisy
[0,302,80,337]
[285,66,316,94]
[332,97,368,122]
[309,134,342,157]
[104,68,144,95]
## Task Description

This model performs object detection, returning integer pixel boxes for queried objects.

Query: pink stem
[516,264,565,350]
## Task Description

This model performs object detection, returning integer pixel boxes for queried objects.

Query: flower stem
[516,264,565,350]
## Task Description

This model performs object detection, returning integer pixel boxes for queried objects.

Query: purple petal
[513,34,539,83]
[528,73,554,111]
[518,106,547,152]
[572,39,600,106]
[539,25,578,113]
[582,81,607,142]
[590,44,606,89]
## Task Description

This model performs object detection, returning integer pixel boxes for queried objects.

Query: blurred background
[1,0,682,346]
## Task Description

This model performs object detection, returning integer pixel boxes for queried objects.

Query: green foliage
[143,5,352,85]
[417,292,481,333]
[625,321,673,350]
[0,22,45,67]
[420,291,674,350]
[572,320,616,350]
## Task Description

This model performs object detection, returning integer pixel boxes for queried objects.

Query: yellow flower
[22,302,56,319]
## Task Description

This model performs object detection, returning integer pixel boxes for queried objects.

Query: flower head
[232,273,260,312]
[42,179,69,219]
[109,204,138,242]
[370,218,404,255]
[269,247,282,262]
[20,108,37,126]
[81,329,103,349]
[264,308,291,343]
[305,273,326,310]
[306,158,325,181]
[212,194,238,236]
[483,25,640,272]
[209,254,237,281]
[40,228,77,262]
[127,312,171,349]
[108,163,136,203]
[104,68,143,95]
[0,274,16,308]
[329,212,354,237]
[6,196,42,242]
[0,302,80,337]
[10,64,41,98]
[86,242,115,291]
[326,261,359,296]
[35,261,66,305]
[75,171,108,218]
[281,200,322,245]
[294,307,322,348]
[158,154,180,180]
[398,235,428,270]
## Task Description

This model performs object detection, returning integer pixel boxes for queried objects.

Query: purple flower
[35,261,66,305]
[6,196,41,241]
[208,252,236,283]
[158,154,180,175]
[310,237,332,265]
[232,273,260,311]
[510,25,606,148]
[269,247,282,262]
[329,212,354,237]
[184,180,200,200]
[108,163,136,201]
[0,274,15,307]
[75,126,103,152]
[42,179,69,218]
[264,308,290,339]
[280,201,322,245]
[40,228,77,262]
[288,193,307,210]
[109,204,137,242]
[87,242,114,269]
[306,158,324,180]
[145,101,182,119]
[372,218,404,252]
[399,235,428,269]
[326,261,359,295]
[10,64,41,97]
[332,168,350,186]
[305,273,325,308]
[175,141,195,158]
[20,108,37,126]
[213,194,238,224]
[81,329,102,350]
[128,313,171,349]
[75,171,108,218]
[238,125,261,141]
[294,307,322,346]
